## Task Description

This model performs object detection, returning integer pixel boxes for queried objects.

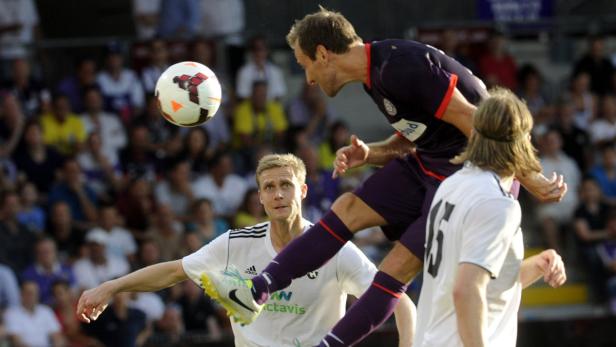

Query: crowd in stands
[1,0,616,346]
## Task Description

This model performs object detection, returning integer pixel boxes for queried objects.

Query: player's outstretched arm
[453,263,490,347]
[393,293,416,347]
[76,260,188,323]
[517,171,568,203]
[332,133,414,178]
[520,249,567,289]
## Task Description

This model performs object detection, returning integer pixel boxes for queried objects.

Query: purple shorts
[353,153,461,259]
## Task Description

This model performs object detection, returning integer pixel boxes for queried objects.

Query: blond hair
[256,154,307,188]
[452,88,541,176]
[286,6,362,60]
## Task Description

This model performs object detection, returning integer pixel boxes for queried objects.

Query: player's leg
[250,158,423,304]
[318,171,438,347]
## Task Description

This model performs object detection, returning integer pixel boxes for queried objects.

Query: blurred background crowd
[1,0,616,346]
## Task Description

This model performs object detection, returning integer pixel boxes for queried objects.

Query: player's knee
[331,193,382,231]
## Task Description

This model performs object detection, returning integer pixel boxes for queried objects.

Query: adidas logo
[245,265,258,276]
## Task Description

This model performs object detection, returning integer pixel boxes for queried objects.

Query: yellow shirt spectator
[233,99,288,148]
[41,112,86,155]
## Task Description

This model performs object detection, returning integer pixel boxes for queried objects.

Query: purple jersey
[364,39,488,159]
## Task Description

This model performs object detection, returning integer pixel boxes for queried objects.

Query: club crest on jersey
[383,98,397,116]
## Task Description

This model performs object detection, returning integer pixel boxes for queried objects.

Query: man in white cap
[73,229,130,290]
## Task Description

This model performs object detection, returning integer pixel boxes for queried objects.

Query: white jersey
[182,220,377,347]
[415,165,524,347]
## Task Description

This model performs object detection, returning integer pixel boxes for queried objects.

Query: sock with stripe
[251,210,353,304]
[318,271,408,347]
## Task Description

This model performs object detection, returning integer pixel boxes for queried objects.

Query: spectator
[555,100,591,172]
[146,204,184,261]
[574,177,610,302]
[185,198,228,245]
[48,158,98,229]
[13,120,64,193]
[0,263,19,309]
[133,94,180,154]
[318,120,351,171]
[566,71,597,131]
[517,64,548,117]
[119,124,160,181]
[597,216,616,313]
[116,177,155,236]
[97,43,145,123]
[21,238,76,306]
[591,143,616,203]
[135,237,162,269]
[46,201,84,263]
[81,87,127,161]
[141,38,169,93]
[56,58,99,114]
[16,182,45,234]
[233,188,266,229]
[180,127,212,175]
[83,291,148,347]
[132,0,162,40]
[537,129,581,251]
[1,58,50,118]
[287,82,334,143]
[0,190,35,273]
[439,29,478,73]
[573,35,615,95]
[178,280,223,336]
[73,229,130,290]
[3,281,64,347]
[41,94,86,155]
[298,145,340,221]
[153,304,184,345]
[157,0,201,39]
[233,81,288,154]
[478,31,518,89]
[0,92,25,159]
[51,280,103,347]
[91,203,137,264]
[236,36,286,100]
[77,132,123,197]
[589,94,616,145]
[155,158,196,219]
[0,0,39,64]
[193,151,247,217]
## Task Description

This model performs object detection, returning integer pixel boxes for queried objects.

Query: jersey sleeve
[182,231,230,285]
[381,51,458,119]
[336,242,378,298]
[459,198,521,279]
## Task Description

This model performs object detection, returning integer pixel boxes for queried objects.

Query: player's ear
[300,183,308,199]
[315,44,328,62]
[258,189,264,205]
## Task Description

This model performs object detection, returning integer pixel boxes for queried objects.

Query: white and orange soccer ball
[155,61,222,127]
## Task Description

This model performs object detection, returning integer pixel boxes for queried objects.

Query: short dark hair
[286,6,361,60]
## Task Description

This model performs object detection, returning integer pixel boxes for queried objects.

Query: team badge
[383,98,397,116]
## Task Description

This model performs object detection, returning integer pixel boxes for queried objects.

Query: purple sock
[317,271,408,347]
[251,211,353,304]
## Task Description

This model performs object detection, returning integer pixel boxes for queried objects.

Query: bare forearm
[520,256,543,289]
[107,260,188,293]
[366,134,414,166]
[454,287,487,347]
[394,293,416,347]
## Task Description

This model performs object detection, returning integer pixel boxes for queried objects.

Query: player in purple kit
[203,7,568,346]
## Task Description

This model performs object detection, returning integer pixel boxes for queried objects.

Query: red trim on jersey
[319,220,346,244]
[415,153,446,181]
[434,74,459,120]
[372,283,402,298]
[364,43,372,89]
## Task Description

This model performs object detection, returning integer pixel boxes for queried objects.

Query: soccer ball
[155,61,222,127]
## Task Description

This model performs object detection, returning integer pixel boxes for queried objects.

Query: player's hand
[534,249,567,288]
[332,135,369,178]
[76,282,114,323]
[518,171,567,203]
